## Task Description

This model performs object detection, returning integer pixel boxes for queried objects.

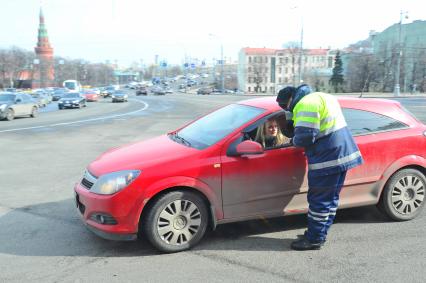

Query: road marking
[0,99,149,133]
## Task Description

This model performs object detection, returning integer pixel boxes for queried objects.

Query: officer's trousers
[305,171,347,243]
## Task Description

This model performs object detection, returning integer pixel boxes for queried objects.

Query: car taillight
[423,130,426,137]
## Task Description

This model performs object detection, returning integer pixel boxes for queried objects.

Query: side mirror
[15,98,22,103]
[236,140,264,156]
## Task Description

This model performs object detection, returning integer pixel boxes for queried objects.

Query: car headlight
[111,95,116,98]
[0,104,6,111]
[73,100,79,103]
[90,170,141,195]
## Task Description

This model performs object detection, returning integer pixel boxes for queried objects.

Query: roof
[236,95,418,126]
[241,48,277,55]
[306,49,329,55]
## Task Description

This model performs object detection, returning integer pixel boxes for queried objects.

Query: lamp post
[394,10,409,97]
[209,33,225,94]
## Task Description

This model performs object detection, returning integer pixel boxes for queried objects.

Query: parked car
[197,87,213,95]
[111,90,128,102]
[135,85,148,96]
[58,93,86,109]
[101,86,116,98]
[0,92,38,121]
[74,96,426,253]
[82,90,99,102]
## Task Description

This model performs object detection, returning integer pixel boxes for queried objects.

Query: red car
[74,97,426,252]
[82,90,99,102]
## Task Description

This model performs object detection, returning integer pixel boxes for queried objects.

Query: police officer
[277,84,363,250]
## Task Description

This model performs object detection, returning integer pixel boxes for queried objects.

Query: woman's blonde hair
[255,118,289,148]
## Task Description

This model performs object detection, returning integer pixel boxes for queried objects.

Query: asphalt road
[0,93,425,282]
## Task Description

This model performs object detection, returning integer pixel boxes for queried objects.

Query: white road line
[0,99,149,133]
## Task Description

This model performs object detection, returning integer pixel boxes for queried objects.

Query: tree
[329,51,344,92]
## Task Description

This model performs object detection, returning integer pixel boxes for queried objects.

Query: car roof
[237,95,421,126]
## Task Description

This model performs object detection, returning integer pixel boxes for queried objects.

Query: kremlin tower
[33,7,54,88]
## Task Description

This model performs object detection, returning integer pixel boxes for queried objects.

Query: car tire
[6,109,14,121]
[143,191,208,253]
[58,106,63,110]
[378,168,426,221]
[30,107,38,118]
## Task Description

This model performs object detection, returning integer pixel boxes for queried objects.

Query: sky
[0,0,425,67]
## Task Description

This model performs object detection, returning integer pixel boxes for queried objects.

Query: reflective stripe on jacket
[292,92,363,176]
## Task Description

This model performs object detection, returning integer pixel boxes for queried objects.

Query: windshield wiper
[171,133,192,147]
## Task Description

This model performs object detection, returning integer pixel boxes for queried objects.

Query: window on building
[249,56,252,63]
[265,56,268,63]
[278,67,282,73]
[292,57,295,64]
[284,77,288,83]
[285,67,288,74]
[285,57,289,64]
[270,86,274,93]
[279,57,283,64]
[342,108,408,136]
[248,67,252,72]
[277,53,283,56]
[254,57,257,63]
[279,78,282,83]
[248,86,251,92]
[265,67,268,73]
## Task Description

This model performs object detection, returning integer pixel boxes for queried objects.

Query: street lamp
[209,33,225,94]
[394,10,409,97]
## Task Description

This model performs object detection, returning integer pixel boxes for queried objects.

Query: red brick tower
[33,7,54,88]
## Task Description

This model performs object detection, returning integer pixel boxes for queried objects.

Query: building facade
[238,47,336,94]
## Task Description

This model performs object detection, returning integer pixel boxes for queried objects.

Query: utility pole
[394,10,408,97]
[221,44,225,94]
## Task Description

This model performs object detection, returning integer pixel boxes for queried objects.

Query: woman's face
[265,120,278,137]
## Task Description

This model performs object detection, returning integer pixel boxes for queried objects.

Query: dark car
[74,96,426,253]
[135,85,148,96]
[197,87,213,95]
[102,86,116,98]
[52,89,68,101]
[111,90,128,102]
[58,93,87,109]
[0,92,38,121]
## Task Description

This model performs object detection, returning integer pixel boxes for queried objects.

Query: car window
[177,104,265,149]
[342,108,408,136]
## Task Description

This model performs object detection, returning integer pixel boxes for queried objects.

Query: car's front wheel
[30,107,38,118]
[6,109,14,121]
[378,168,426,221]
[143,191,208,253]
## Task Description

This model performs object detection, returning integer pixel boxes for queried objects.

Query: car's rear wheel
[378,168,426,221]
[30,107,38,118]
[6,109,14,121]
[143,191,208,253]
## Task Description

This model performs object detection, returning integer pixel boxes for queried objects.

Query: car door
[21,94,33,115]
[220,130,308,220]
[13,94,26,116]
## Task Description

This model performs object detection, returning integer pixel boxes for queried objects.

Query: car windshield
[0,94,15,101]
[175,104,265,149]
[63,93,80,98]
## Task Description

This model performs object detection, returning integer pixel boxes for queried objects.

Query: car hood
[88,135,199,177]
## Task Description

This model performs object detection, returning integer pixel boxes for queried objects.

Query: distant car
[5,88,17,92]
[74,96,426,253]
[82,90,99,102]
[31,92,50,107]
[58,93,87,109]
[164,87,173,94]
[136,86,148,96]
[52,89,68,101]
[197,87,213,95]
[111,91,128,102]
[102,86,116,98]
[151,86,166,95]
[0,92,38,121]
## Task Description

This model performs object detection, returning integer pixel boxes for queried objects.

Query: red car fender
[376,154,426,198]
[136,176,223,224]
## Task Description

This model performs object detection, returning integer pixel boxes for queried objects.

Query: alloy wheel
[391,175,425,215]
[156,199,202,246]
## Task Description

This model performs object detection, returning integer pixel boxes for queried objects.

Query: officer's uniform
[290,86,363,244]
